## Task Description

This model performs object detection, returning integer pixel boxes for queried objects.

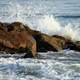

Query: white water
[0,50,80,80]
[0,0,80,80]
[0,1,80,41]
[37,15,80,41]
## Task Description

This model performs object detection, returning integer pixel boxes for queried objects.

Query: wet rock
[41,34,67,51]
[33,33,80,52]
[31,32,66,52]
[0,22,8,31]
[0,22,37,58]
[0,21,80,58]
[72,41,80,51]
[51,35,80,52]
[0,22,15,49]
[7,22,37,57]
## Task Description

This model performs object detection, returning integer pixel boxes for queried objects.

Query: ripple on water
[0,50,79,80]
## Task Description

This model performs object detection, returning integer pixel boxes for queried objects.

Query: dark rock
[31,32,65,52]
[72,41,80,51]
[0,22,8,32]
[41,34,66,51]
[0,21,79,58]
[0,22,37,58]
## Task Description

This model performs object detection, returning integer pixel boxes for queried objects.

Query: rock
[52,35,80,52]
[0,21,80,58]
[7,22,26,32]
[32,32,65,52]
[41,34,66,51]
[0,22,37,58]
[33,33,78,52]
[0,22,8,31]
[0,22,15,49]
[52,35,72,49]
[72,41,80,51]
[7,22,37,57]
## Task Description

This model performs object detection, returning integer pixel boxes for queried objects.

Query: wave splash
[0,1,80,80]
[37,15,80,41]
[0,2,80,41]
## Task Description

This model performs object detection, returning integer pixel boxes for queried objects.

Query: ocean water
[0,0,80,80]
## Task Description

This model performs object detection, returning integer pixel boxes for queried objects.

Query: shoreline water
[0,0,80,80]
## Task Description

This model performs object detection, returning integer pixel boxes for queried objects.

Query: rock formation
[0,21,79,58]
[0,22,37,57]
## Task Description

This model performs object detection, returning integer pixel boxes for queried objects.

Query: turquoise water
[0,0,80,80]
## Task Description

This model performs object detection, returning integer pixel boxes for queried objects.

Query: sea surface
[0,0,80,80]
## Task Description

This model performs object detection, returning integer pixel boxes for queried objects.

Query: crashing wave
[37,15,80,41]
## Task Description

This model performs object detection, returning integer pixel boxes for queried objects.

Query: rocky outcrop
[71,41,80,51]
[0,22,37,58]
[0,21,79,58]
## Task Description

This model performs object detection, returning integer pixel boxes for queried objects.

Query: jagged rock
[32,32,80,52]
[0,21,79,58]
[39,34,67,51]
[0,22,7,31]
[0,22,37,57]
[72,41,80,51]
[44,35,80,51]
[30,31,66,52]
[0,22,15,49]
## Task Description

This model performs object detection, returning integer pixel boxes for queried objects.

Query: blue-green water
[0,0,80,80]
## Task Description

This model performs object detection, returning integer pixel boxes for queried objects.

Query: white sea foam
[37,15,80,41]
[0,2,80,41]
[0,57,79,80]
[0,0,80,80]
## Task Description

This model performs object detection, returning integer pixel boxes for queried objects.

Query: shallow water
[0,0,80,80]
[0,51,80,80]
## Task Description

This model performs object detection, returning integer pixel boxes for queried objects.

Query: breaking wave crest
[37,15,80,41]
[0,1,80,41]
[0,0,80,80]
